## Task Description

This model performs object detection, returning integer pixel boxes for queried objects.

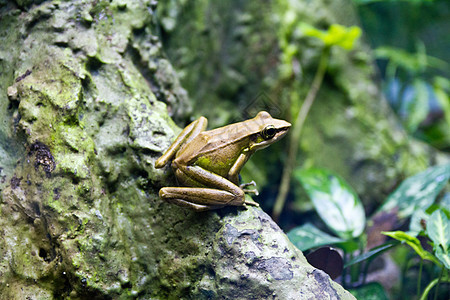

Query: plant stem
[349,251,357,284]
[272,47,330,221]
[362,259,371,285]
[357,237,365,285]
[419,265,449,300]
[419,278,439,300]
[400,257,413,300]
[417,259,423,297]
[342,251,348,289]
[433,267,444,300]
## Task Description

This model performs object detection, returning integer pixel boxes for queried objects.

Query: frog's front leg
[228,151,249,184]
[155,116,208,168]
[159,165,259,211]
[228,151,259,198]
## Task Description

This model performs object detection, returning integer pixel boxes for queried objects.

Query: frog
[155,111,291,211]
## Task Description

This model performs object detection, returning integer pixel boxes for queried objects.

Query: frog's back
[195,137,247,177]
[174,124,250,177]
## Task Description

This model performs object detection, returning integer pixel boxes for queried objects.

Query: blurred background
[157,0,449,298]
[358,0,450,151]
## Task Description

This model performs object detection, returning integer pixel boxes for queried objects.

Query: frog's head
[248,111,291,151]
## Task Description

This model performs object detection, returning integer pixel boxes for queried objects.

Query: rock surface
[0,0,354,298]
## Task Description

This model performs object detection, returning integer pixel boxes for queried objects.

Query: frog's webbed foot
[240,181,259,208]
[240,180,257,189]
[240,180,259,196]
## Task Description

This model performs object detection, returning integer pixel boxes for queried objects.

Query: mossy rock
[0,0,354,299]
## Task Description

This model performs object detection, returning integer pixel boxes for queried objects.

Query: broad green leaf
[406,79,429,132]
[382,231,441,265]
[426,209,450,268]
[427,209,450,249]
[378,163,450,219]
[435,247,450,269]
[287,223,345,251]
[296,168,366,239]
[344,241,399,268]
[349,282,389,300]
[440,193,450,215]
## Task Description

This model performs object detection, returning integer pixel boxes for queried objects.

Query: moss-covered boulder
[0,0,354,298]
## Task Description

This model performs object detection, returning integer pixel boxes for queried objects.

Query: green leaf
[375,46,447,74]
[433,76,450,127]
[426,209,450,268]
[344,241,399,268]
[378,163,450,220]
[300,23,361,50]
[336,239,361,253]
[406,79,429,132]
[440,193,450,215]
[296,168,366,239]
[349,282,389,300]
[382,231,441,265]
[435,247,450,269]
[287,223,345,251]
[427,209,450,249]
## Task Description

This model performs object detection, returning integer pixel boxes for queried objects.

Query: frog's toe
[244,198,259,207]
[239,180,259,196]
[240,180,257,189]
[243,189,259,196]
[240,181,259,195]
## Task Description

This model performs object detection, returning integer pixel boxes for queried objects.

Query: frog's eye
[262,125,276,140]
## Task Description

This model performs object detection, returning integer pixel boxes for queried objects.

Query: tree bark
[0,0,354,299]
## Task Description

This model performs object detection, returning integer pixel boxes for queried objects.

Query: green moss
[0,0,377,299]
[47,197,63,214]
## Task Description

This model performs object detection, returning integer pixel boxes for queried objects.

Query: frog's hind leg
[164,197,222,212]
[159,165,259,210]
[159,186,240,209]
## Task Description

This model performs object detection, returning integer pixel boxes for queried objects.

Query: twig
[272,47,330,221]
